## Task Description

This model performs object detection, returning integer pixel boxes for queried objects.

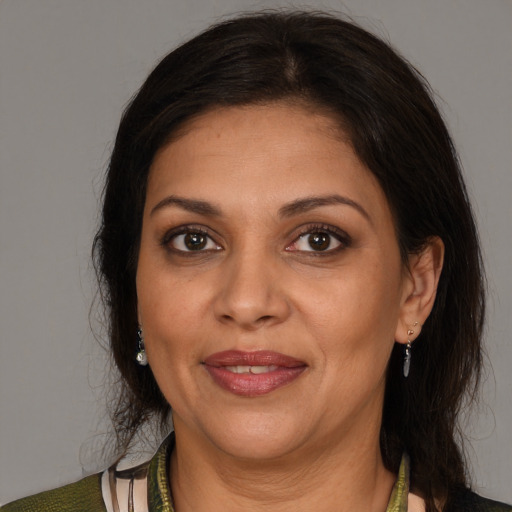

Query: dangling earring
[403,322,418,378]
[136,328,148,366]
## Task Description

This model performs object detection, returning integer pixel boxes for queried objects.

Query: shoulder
[1,434,175,512]
[449,489,512,512]
[0,473,106,512]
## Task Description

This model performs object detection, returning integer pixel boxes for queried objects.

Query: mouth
[223,365,279,374]
[202,350,307,397]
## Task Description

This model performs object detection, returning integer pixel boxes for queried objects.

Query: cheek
[301,259,402,366]
[136,268,208,410]
[137,256,181,345]
[139,278,201,347]
[136,255,218,381]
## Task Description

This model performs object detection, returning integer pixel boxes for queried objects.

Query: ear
[395,237,444,345]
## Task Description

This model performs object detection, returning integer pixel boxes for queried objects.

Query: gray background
[1,0,511,505]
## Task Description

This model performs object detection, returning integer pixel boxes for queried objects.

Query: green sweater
[2,435,510,511]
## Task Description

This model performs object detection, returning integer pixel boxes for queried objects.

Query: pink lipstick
[203,350,307,397]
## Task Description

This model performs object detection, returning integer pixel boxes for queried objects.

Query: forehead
[146,103,389,221]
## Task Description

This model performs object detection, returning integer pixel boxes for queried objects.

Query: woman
[2,10,510,512]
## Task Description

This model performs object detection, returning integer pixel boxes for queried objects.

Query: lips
[203,350,307,397]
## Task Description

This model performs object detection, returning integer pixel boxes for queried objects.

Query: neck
[169,417,396,512]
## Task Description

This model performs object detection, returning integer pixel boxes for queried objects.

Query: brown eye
[168,230,220,252]
[307,233,331,251]
[184,232,207,250]
[286,228,345,253]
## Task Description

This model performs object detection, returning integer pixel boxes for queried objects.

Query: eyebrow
[150,193,370,222]
[150,195,222,217]
[278,194,371,222]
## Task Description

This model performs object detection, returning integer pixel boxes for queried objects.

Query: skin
[136,103,443,512]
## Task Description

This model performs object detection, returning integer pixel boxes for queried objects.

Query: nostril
[221,314,272,321]
[219,313,276,328]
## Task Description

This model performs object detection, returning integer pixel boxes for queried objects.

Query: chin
[191,408,310,462]
[214,429,303,461]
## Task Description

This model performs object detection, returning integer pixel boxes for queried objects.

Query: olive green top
[2,434,510,511]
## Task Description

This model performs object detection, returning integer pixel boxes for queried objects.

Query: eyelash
[160,225,221,255]
[160,223,351,255]
[286,223,351,255]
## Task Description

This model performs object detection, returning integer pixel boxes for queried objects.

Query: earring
[403,322,418,378]
[136,328,148,366]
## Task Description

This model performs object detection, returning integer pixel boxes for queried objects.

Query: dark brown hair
[93,11,485,511]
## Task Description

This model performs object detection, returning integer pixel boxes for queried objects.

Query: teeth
[250,365,278,374]
[225,365,251,374]
[224,365,278,374]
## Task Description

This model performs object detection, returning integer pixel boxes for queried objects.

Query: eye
[286,225,350,253]
[295,232,341,252]
[166,229,221,252]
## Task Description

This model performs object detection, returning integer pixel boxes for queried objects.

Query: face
[136,103,413,461]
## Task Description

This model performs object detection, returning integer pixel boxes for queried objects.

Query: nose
[213,249,291,330]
